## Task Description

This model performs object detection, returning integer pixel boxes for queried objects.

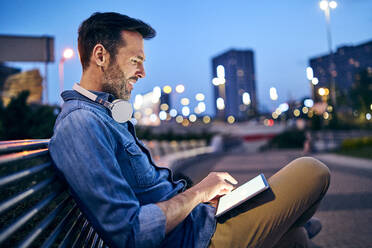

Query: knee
[291,156,331,187]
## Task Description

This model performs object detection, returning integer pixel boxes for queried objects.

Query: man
[50,12,330,248]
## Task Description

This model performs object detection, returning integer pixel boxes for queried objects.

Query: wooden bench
[0,139,107,248]
[0,137,225,247]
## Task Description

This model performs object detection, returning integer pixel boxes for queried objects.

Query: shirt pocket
[125,142,156,187]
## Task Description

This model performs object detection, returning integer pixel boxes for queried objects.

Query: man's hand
[156,172,238,234]
[190,172,238,204]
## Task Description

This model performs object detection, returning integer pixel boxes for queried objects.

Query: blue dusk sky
[1,0,371,115]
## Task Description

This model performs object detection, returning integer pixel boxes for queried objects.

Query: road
[180,148,372,248]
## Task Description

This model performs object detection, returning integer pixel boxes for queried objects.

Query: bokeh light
[203,116,211,124]
[163,85,172,94]
[227,115,235,124]
[175,84,185,93]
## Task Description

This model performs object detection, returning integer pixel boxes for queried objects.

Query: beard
[101,62,132,101]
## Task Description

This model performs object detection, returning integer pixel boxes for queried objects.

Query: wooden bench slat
[0,162,51,187]
[0,148,49,165]
[90,232,99,248]
[40,204,78,248]
[97,238,104,248]
[16,195,71,248]
[58,212,84,248]
[71,220,89,248]
[0,190,62,244]
[0,140,49,154]
[82,226,95,247]
[0,176,57,215]
[0,139,49,147]
[0,139,106,247]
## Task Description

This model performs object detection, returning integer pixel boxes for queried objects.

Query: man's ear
[92,44,109,67]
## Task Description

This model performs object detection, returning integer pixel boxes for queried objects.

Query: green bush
[135,126,214,143]
[0,91,59,140]
[341,137,372,150]
[266,130,306,149]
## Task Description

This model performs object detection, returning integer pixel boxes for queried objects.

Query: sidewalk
[181,148,372,247]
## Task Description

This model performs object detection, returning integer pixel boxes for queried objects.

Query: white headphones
[73,83,133,123]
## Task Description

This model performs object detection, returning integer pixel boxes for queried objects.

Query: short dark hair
[78,12,156,70]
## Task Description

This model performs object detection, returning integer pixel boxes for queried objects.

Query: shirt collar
[61,89,116,103]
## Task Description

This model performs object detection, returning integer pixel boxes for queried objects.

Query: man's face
[102,31,145,100]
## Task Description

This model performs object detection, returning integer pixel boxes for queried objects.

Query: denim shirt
[49,90,216,248]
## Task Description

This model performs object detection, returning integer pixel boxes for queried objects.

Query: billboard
[0,35,54,62]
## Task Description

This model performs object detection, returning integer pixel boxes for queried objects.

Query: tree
[0,91,59,140]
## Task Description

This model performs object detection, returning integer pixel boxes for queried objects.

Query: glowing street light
[319,0,338,107]
[59,48,74,104]
[63,49,74,59]
[320,0,337,10]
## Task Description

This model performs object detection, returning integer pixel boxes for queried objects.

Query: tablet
[215,173,270,217]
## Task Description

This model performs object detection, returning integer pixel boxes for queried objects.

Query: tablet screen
[215,173,269,217]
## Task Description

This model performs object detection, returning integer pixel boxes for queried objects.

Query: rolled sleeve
[136,204,166,247]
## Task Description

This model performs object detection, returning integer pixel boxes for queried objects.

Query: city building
[211,49,257,121]
[0,67,43,106]
[0,64,21,98]
[309,39,372,102]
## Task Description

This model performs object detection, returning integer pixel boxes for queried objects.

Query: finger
[221,172,238,185]
[219,187,233,195]
[220,183,234,193]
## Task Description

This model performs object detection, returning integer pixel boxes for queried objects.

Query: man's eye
[131,59,139,64]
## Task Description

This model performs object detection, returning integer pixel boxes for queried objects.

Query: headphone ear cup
[111,100,133,123]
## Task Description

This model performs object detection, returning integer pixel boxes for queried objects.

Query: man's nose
[136,64,146,78]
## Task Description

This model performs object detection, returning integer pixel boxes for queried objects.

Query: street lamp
[59,48,74,104]
[319,0,337,107]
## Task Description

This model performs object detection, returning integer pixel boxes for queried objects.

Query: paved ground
[180,148,372,248]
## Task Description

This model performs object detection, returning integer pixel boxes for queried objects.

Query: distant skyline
[1,0,371,115]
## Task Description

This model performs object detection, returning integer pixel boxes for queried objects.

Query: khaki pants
[209,157,331,248]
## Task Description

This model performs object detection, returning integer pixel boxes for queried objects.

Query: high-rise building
[309,40,372,101]
[211,49,257,121]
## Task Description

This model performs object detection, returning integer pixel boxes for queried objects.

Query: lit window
[216,98,225,110]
